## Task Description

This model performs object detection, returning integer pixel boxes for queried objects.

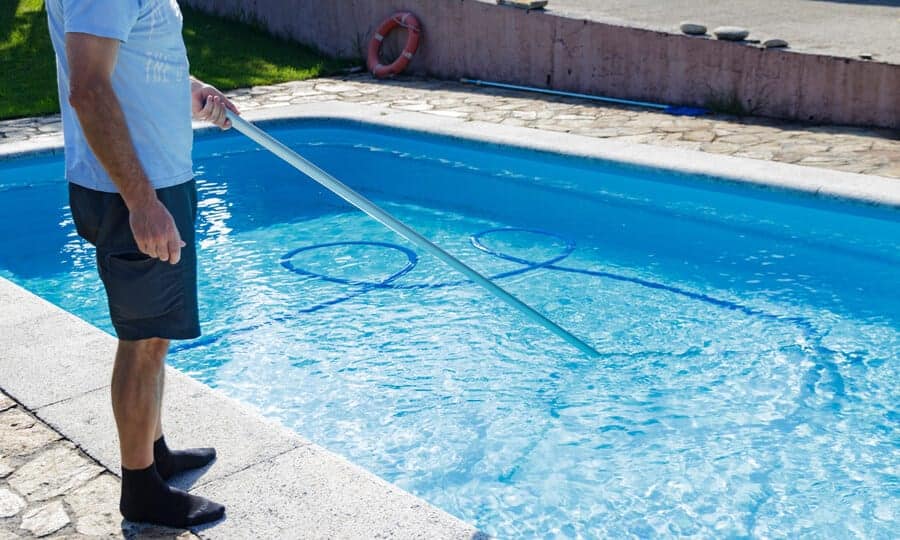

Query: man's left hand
[191,79,240,129]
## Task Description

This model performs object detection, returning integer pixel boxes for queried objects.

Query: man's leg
[113,338,224,527]
[153,369,166,441]
[155,366,163,441]
[152,360,216,480]
[112,338,168,469]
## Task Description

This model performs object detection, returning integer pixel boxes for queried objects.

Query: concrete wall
[183,0,899,129]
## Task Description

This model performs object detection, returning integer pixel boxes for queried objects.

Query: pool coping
[4,100,898,207]
[0,101,897,537]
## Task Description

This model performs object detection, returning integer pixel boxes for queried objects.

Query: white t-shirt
[46,0,194,192]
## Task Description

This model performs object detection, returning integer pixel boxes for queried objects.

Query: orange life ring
[367,12,422,79]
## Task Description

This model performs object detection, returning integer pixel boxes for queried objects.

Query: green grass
[0,1,356,120]
[0,0,58,119]
[181,8,355,91]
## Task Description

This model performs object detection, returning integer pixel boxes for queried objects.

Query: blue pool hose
[460,78,707,116]
[225,111,601,357]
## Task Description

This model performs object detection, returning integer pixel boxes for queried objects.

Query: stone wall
[182,0,899,129]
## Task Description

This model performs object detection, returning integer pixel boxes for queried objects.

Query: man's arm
[66,32,184,264]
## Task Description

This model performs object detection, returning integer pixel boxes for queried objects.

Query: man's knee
[117,337,170,371]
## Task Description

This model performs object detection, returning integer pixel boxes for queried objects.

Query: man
[46,0,238,528]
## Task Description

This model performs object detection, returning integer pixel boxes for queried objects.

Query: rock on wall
[183,0,899,128]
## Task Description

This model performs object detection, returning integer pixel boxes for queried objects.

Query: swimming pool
[1,120,898,537]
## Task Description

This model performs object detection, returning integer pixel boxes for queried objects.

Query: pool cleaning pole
[226,111,600,358]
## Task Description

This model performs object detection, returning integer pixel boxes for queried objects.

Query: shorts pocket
[100,250,186,321]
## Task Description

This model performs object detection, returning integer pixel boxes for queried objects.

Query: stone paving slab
[0,408,62,460]
[0,395,17,412]
[1,75,897,181]
[0,393,201,539]
[8,444,103,503]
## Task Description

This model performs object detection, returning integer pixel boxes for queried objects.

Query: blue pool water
[1,121,898,537]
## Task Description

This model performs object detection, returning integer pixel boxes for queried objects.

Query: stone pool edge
[0,262,481,535]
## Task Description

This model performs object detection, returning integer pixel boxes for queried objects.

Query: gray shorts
[68,181,200,341]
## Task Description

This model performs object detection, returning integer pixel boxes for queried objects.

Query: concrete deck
[0,75,898,538]
[546,0,900,64]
